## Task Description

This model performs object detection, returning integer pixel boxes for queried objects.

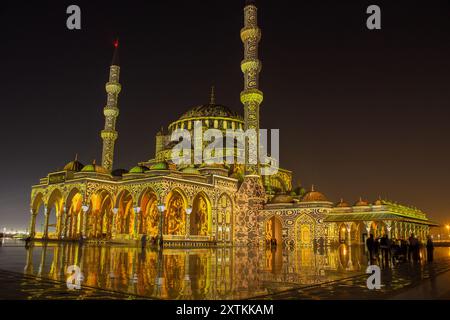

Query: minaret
[234,0,266,247]
[101,40,121,171]
[240,0,263,176]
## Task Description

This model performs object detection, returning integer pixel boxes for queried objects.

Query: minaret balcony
[101,130,118,140]
[104,107,119,118]
[241,59,261,73]
[240,89,264,105]
[240,27,261,42]
[105,82,122,94]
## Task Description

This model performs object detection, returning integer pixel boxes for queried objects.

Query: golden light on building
[28,0,438,248]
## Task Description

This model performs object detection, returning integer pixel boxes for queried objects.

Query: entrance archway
[88,190,113,239]
[46,189,63,239]
[265,216,282,246]
[116,190,134,234]
[65,190,83,239]
[164,190,186,236]
[139,188,159,237]
[190,193,211,236]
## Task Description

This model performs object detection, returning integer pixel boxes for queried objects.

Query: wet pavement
[0,239,449,300]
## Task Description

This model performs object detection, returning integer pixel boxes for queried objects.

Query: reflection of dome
[336,198,350,208]
[302,186,328,202]
[112,168,128,177]
[269,194,294,204]
[149,161,170,170]
[180,167,200,175]
[81,162,109,174]
[64,158,84,172]
[179,104,241,121]
[129,165,149,174]
[354,197,369,206]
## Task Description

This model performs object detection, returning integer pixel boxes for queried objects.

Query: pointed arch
[65,188,83,239]
[87,189,113,238]
[46,189,64,239]
[31,192,45,213]
[264,214,283,246]
[116,189,134,235]
[190,192,212,236]
[164,189,187,236]
[139,187,159,236]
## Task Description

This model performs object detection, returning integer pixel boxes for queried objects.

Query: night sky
[1,0,450,229]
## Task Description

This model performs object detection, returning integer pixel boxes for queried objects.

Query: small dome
[64,160,84,172]
[112,168,128,177]
[63,154,84,172]
[354,197,370,206]
[373,197,384,206]
[129,165,149,174]
[149,161,170,170]
[180,167,201,175]
[336,198,350,208]
[81,162,109,174]
[302,186,328,202]
[269,194,294,204]
[200,163,229,169]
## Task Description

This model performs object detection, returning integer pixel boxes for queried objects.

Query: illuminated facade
[29,0,436,247]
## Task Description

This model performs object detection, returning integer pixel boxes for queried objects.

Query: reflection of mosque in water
[23,243,367,299]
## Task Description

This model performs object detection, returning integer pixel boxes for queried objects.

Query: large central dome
[168,100,244,133]
[179,103,242,120]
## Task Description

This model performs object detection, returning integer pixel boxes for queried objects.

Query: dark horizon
[1,0,450,229]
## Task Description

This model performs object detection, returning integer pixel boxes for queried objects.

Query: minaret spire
[241,0,263,175]
[209,86,216,105]
[101,40,122,171]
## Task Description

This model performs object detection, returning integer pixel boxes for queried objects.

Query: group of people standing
[366,233,435,265]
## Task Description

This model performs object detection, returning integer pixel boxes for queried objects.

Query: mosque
[29,0,437,247]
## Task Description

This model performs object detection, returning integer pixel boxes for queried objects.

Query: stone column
[58,207,66,239]
[62,208,70,239]
[364,221,372,236]
[185,207,192,240]
[133,207,141,238]
[345,222,352,244]
[385,221,392,238]
[29,209,37,239]
[81,206,89,238]
[111,208,118,238]
[43,206,50,239]
[211,206,218,241]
